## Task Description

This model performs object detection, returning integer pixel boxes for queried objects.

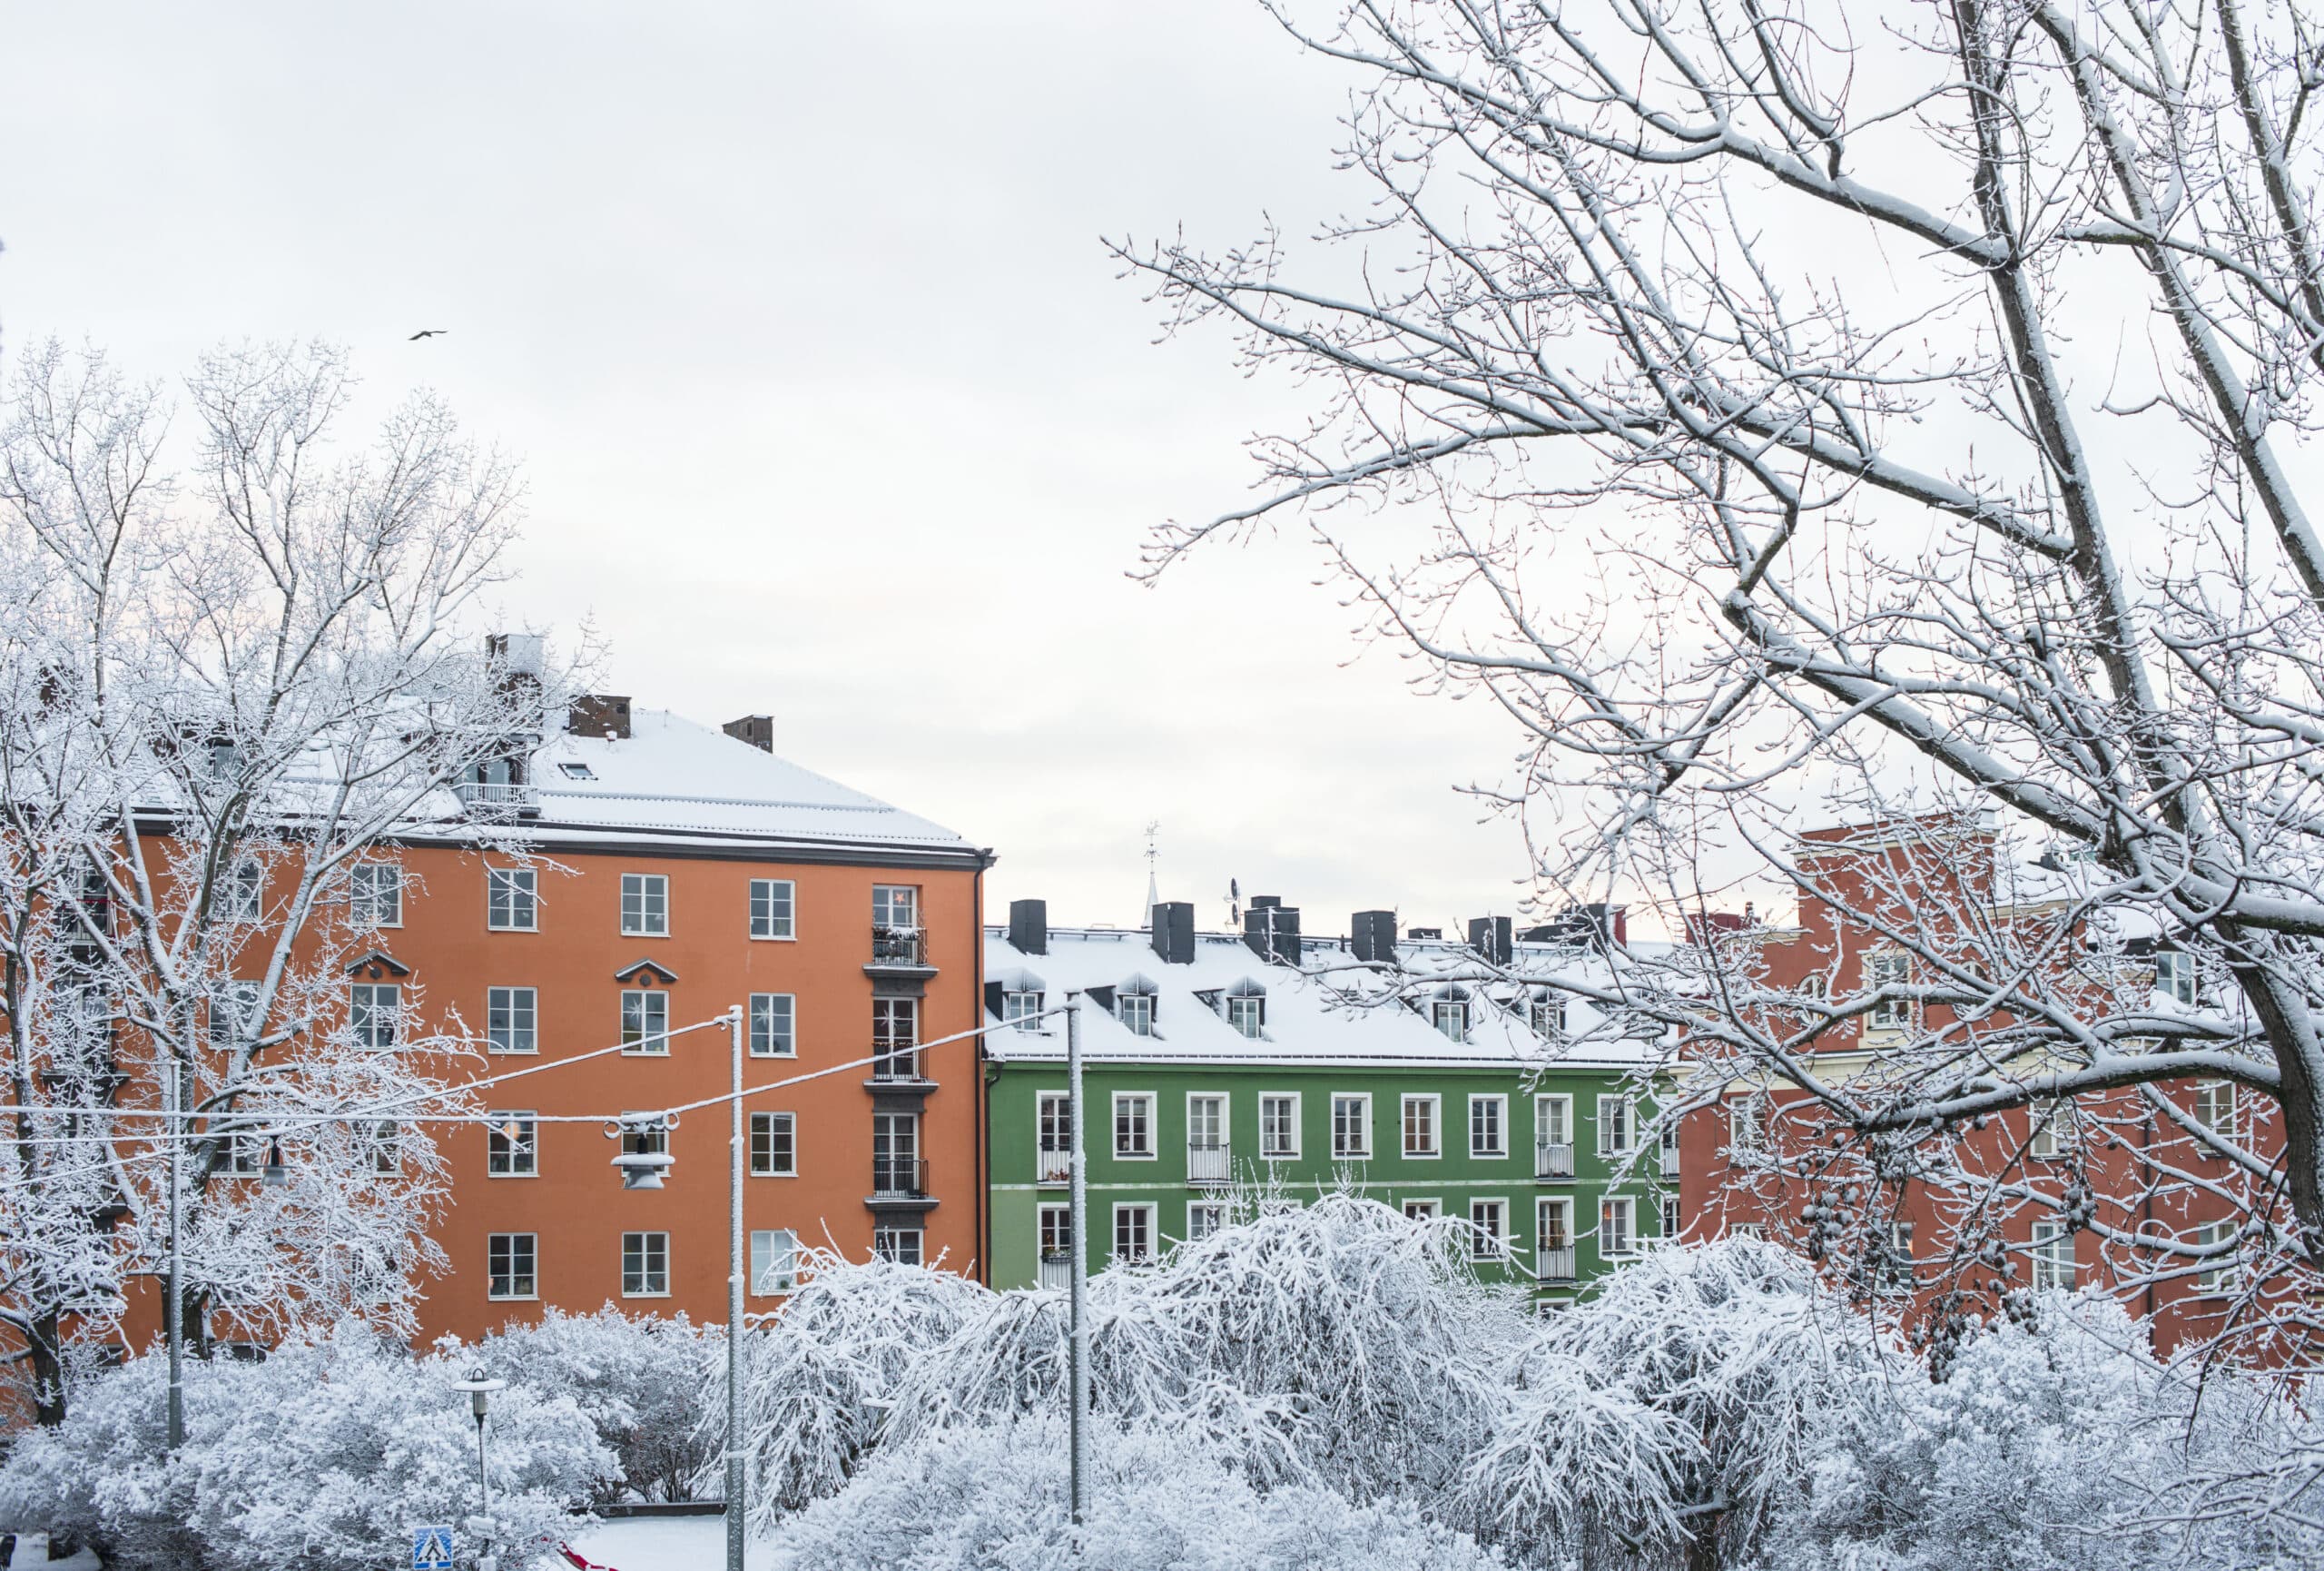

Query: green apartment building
[982,900,1676,1302]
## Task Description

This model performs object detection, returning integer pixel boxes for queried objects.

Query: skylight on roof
[558,762,596,780]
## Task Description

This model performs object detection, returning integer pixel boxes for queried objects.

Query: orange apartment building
[1677,820,2283,1357]
[134,694,995,1349]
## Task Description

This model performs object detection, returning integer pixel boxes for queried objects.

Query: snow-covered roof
[982,924,1662,1072]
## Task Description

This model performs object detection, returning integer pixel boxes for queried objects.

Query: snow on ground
[564,1517,779,1571]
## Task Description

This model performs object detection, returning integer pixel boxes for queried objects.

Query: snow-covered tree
[1125,0,2324,1359]
[0,339,570,1420]
[475,1306,719,1504]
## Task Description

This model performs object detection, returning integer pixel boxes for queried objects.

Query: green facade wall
[987,1058,1672,1298]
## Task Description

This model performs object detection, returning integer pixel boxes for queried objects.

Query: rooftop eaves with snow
[983,920,1666,1072]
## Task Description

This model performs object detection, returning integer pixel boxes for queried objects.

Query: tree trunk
[25,1309,64,1426]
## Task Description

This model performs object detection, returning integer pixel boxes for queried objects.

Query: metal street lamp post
[451,1368,507,1571]
[1066,997,1089,1528]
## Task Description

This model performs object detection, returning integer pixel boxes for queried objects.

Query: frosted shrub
[477,1306,716,1502]
[0,1325,612,1570]
[1765,1294,2324,1571]
[769,1414,1509,1571]
[721,1250,990,1532]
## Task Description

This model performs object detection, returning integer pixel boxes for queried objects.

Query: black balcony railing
[872,1155,929,1200]
[871,924,927,966]
[870,1043,922,1082]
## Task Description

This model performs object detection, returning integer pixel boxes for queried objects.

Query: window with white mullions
[1470,1094,1507,1158]
[1866,951,1913,1027]
[2155,949,2197,1006]
[872,1227,922,1265]
[872,997,920,1079]
[210,980,262,1049]
[487,985,536,1054]
[620,873,669,936]
[621,989,669,1054]
[487,867,537,932]
[1004,990,1045,1030]
[350,983,399,1051]
[750,993,795,1057]
[350,863,403,929]
[1597,1095,1636,1155]
[1117,991,1156,1036]
[1403,1094,1440,1157]
[750,1112,795,1176]
[1600,1196,1637,1258]
[1186,1201,1227,1242]
[486,1112,537,1176]
[1113,1092,1155,1158]
[488,1233,537,1299]
[749,878,795,940]
[2029,1219,2076,1289]
[622,1231,669,1297]
[1469,1199,1508,1260]
[222,859,264,924]
[1331,1093,1371,1158]
[750,1229,799,1294]
[1261,1093,1300,1159]
[363,1121,401,1177]
[1113,1203,1157,1264]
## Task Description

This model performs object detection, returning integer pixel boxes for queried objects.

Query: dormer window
[1116,974,1159,1037]
[1005,990,1045,1030]
[2155,950,2197,1007]
[1226,979,1266,1039]
[1432,998,1469,1040]
[1531,992,1566,1038]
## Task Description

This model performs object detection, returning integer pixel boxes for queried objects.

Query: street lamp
[450,1367,506,1571]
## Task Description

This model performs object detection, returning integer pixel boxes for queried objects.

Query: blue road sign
[411,1525,456,1571]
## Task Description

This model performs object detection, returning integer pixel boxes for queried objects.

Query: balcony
[869,1156,933,1208]
[1038,1148,1072,1185]
[1038,1252,1076,1291]
[1537,1246,1577,1282]
[1187,1143,1231,1184]
[865,924,935,979]
[451,780,539,818]
[1534,1141,1575,1179]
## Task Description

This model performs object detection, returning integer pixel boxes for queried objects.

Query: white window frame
[1259,1092,1301,1160]
[622,1231,670,1298]
[1039,1201,1075,1259]
[1403,1198,1442,1220]
[1116,990,1156,1036]
[2029,1102,2067,1160]
[2194,1220,2240,1295]
[1600,1195,1638,1258]
[350,983,400,1051]
[1112,1202,1157,1264]
[1226,993,1265,1038]
[872,1226,924,1266]
[209,979,262,1049]
[350,863,403,929]
[1331,1092,1372,1159]
[2194,1080,2237,1131]
[364,1120,401,1178]
[1727,1096,1761,1152]
[1112,1092,1157,1159]
[1402,1093,1441,1158]
[1597,1095,1636,1156]
[872,884,920,931]
[1039,1092,1073,1159]
[1866,950,1913,1028]
[749,878,796,941]
[1004,990,1045,1031]
[487,985,537,1054]
[487,1233,537,1301]
[1661,1195,1682,1240]
[222,858,264,924]
[1531,993,1566,1038]
[1432,998,1469,1040]
[1186,1092,1227,1152]
[2155,950,2197,1006]
[487,867,537,933]
[621,873,670,937]
[2028,1219,2076,1290]
[750,1228,800,1295]
[749,993,796,1058]
[1535,1093,1571,1149]
[1469,1198,1509,1260]
[486,1112,537,1177]
[621,989,671,1054]
[1185,1201,1227,1242]
[749,1111,796,1177]
[1536,1196,1573,1253]
[872,996,921,1079]
[1470,1093,1509,1159]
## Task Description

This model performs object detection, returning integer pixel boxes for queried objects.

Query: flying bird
[408,329,448,341]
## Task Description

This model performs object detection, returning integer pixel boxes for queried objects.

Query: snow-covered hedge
[477,1306,717,1503]
[0,1324,613,1570]
[768,1415,1507,1571]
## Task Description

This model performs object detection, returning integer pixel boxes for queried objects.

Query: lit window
[1112,1204,1156,1263]
[487,986,536,1054]
[749,1112,796,1176]
[1600,1196,1637,1257]
[487,868,537,932]
[1113,1093,1155,1158]
[750,1229,799,1294]
[1403,1094,1440,1157]
[1470,1095,1507,1157]
[1469,1199,1508,1260]
[749,993,795,1057]
[1260,1094,1299,1158]
[488,1234,537,1300]
[621,990,669,1054]
[486,1112,536,1177]
[1331,1094,1371,1158]
[622,1232,669,1297]
[872,1227,922,1266]
[350,983,399,1051]
[749,879,795,940]
[350,864,403,929]
[621,874,668,936]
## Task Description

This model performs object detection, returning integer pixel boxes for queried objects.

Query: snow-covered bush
[1762,1293,2324,1571]
[769,1414,1509,1571]
[476,1306,716,1502]
[0,1324,613,1570]
[722,1250,990,1531]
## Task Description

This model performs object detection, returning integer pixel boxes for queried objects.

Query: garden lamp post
[451,1368,506,1571]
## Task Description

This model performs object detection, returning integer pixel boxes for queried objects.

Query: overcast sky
[0,1,1546,934]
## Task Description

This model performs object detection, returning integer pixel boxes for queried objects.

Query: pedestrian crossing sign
[411,1524,456,1570]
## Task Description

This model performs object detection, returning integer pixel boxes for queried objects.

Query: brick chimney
[723,715,774,752]
[568,695,632,740]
